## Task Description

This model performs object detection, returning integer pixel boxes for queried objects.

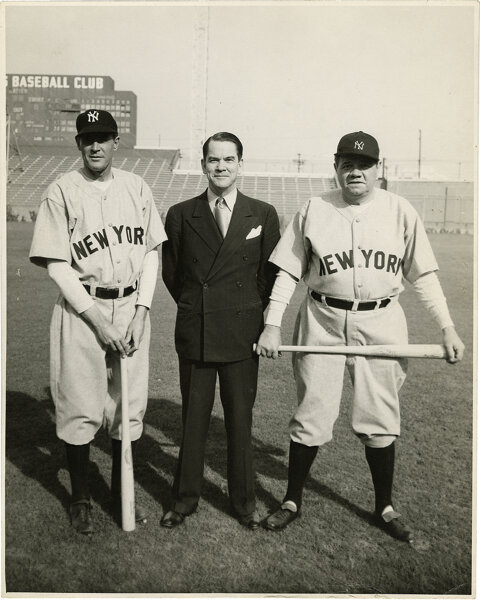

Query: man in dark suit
[161,132,280,529]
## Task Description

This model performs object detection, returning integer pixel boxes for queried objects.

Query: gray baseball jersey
[30,168,167,444]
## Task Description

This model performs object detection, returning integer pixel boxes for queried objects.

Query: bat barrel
[276,344,446,359]
[120,356,136,532]
[253,343,446,359]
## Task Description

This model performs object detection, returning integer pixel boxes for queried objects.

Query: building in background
[6,74,137,147]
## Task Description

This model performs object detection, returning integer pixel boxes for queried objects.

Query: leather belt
[83,281,138,300]
[310,290,391,311]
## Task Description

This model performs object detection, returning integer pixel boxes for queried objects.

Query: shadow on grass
[5,391,113,517]
[5,390,370,526]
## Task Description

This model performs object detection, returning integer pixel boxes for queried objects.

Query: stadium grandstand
[6,146,337,222]
[6,144,473,233]
[6,72,474,233]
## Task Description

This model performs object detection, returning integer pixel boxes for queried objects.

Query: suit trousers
[172,355,259,517]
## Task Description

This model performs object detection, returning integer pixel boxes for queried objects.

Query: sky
[3,0,478,178]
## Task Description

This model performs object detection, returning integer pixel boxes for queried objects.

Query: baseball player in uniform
[256,131,464,541]
[29,109,167,534]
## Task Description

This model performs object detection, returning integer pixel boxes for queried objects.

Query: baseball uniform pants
[289,293,408,447]
[50,294,150,445]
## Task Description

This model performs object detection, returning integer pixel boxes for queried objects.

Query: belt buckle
[117,286,125,299]
[351,299,359,313]
[374,299,381,310]
[83,283,98,297]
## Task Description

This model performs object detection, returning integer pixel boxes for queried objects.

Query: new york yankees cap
[76,109,118,137]
[335,131,379,161]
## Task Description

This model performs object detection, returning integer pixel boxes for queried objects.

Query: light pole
[418,129,422,179]
[293,153,305,173]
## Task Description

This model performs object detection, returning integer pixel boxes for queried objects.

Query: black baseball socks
[65,442,90,502]
[283,440,319,511]
[365,441,395,514]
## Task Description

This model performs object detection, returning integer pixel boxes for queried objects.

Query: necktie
[214,197,229,237]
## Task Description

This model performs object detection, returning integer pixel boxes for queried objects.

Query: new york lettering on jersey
[72,224,145,261]
[282,192,418,299]
[318,248,403,277]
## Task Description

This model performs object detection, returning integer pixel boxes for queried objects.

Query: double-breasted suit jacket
[162,189,280,362]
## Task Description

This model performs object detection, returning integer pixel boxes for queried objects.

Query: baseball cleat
[134,505,147,524]
[375,509,413,543]
[264,505,300,531]
[70,499,94,535]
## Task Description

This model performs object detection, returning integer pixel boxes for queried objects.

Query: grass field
[4,222,474,595]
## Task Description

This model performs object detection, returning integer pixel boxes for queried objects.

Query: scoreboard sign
[6,74,114,91]
[6,73,136,147]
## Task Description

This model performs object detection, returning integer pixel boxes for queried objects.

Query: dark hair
[202,132,243,160]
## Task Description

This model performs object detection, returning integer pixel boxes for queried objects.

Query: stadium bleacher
[7,147,338,220]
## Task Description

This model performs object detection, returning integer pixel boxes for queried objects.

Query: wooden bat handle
[120,356,136,532]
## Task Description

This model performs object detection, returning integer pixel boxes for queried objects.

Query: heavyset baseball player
[29,109,167,535]
[256,131,464,541]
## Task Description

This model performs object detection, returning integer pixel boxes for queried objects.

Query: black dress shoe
[237,510,261,530]
[375,510,413,543]
[265,506,299,531]
[161,510,186,528]
[70,499,94,535]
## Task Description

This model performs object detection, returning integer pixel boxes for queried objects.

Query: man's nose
[91,141,100,151]
[216,160,227,170]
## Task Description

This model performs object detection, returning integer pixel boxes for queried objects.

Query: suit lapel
[207,192,254,280]
[186,190,223,254]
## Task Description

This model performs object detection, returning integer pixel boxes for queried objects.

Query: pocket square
[246,225,262,240]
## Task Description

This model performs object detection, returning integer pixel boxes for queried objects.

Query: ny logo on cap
[354,141,364,150]
[87,110,99,123]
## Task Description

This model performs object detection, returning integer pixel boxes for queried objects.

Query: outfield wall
[386,180,474,234]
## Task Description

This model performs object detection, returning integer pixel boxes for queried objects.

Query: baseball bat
[255,344,447,359]
[120,356,135,532]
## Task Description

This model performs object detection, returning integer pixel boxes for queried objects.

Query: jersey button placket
[351,219,361,295]
[103,204,119,284]
[109,232,120,280]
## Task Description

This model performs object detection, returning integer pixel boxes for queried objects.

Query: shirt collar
[207,187,237,211]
